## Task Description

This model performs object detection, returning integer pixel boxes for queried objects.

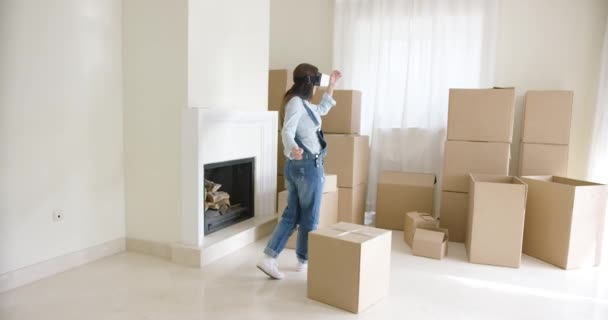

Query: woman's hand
[329,70,342,87]
[292,147,303,160]
[327,70,342,96]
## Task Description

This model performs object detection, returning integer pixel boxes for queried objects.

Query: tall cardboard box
[522,91,573,145]
[308,222,391,313]
[466,174,528,268]
[442,141,511,193]
[521,176,607,269]
[338,184,367,224]
[412,227,449,260]
[277,174,339,249]
[439,191,469,243]
[376,171,435,230]
[403,211,439,248]
[324,134,370,188]
[312,89,362,134]
[519,143,569,176]
[447,88,515,143]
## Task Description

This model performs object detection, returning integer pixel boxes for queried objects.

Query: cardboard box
[447,88,515,143]
[268,70,292,111]
[520,176,607,269]
[403,211,439,248]
[338,184,367,224]
[522,91,573,145]
[519,143,569,176]
[376,171,435,230]
[312,89,362,134]
[442,141,510,193]
[308,222,391,313]
[412,227,448,260]
[439,191,469,243]
[324,134,370,188]
[277,174,285,192]
[466,174,528,268]
[277,174,339,249]
[277,131,285,175]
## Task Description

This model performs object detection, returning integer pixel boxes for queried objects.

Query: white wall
[0,0,125,274]
[494,0,608,178]
[189,0,270,110]
[269,0,334,73]
[124,0,271,246]
[123,0,187,244]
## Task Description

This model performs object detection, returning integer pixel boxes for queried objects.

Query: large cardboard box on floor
[442,141,510,193]
[439,191,469,243]
[308,222,391,313]
[338,184,367,224]
[412,227,448,260]
[520,176,607,269]
[312,89,362,134]
[466,174,528,268]
[277,174,339,249]
[519,143,569,176]
[447,88,515,143]
[522,90,573,145]
[403,211,439,248]
[376,171,435,230]
[324,134,370,188]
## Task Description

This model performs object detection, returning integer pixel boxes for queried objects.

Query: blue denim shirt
[282,93,336,159]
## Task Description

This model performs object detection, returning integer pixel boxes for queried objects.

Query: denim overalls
[264,98,328,263]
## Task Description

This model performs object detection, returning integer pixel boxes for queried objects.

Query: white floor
[1,232,607,320]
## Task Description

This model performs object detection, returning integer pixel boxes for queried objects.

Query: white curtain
[333,0,498,213]
[588,20,608,266]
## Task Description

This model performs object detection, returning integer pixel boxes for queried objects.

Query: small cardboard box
[412,227,449,260]
[312,89,362,134]
[324,134,370,188]
[520,176,607,269]
[308,222,391,314]
[442,141,511,193]
[376,171,435,230]
[466,174,528,268]
[338,184,367,224]
[522,91,573,145]
[439,191,469,243]
[403,211,439,248]
[519,143,569,176]
[277,174,339,249]
[447,88,515,143]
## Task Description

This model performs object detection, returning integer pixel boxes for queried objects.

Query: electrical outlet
[52,210,64,222]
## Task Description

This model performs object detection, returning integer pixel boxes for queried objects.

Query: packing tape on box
[333,228,377,238]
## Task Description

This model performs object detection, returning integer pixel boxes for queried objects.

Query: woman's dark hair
[280,63,319,125]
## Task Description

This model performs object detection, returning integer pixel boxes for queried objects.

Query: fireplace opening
[203,157,255,235]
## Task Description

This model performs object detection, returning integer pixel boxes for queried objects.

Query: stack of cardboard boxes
[440,89,515,242]
[519,91,573,176]
[312,89,370,225]
[269,70,370,226]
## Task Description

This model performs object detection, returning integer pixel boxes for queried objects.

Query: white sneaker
[257,257,285,280]
[296,261,308,272]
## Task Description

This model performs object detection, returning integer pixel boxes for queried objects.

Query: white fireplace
[178,107,278,266]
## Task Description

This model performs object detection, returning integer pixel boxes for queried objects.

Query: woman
[257,63,342,279]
